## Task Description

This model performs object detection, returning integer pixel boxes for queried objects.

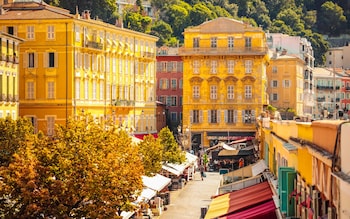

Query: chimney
[281,49,287,55]
[82,10,90,19]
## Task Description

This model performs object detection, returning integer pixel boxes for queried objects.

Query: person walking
[200,165,205,180]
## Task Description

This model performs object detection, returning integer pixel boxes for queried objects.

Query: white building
[325,44,350,69]
[266,33,315,116]
[116,0,154,18]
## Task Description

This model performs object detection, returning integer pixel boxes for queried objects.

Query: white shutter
[43,52,48,68]
[190,110,193,123]
[23,52,28,67]
[199,110,203,123]
[54,52,58,68]
[224,110,228,123]
[34,53,38,68]
[234,110,237,123]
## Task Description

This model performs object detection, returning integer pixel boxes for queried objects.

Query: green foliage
[267,104,277,112]
[138,135,163,176]
[158,127,186,164]
[317,1,347,36]
[0,115,144,218]
[150,20,174,46]
[189,2,218,26]
[123,8,153,33]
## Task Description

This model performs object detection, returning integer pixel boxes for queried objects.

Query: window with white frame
[171,79,177,90]
[159,96,166,104]
[47,25,55,39]
[106,83,110,100]
[193,85,200,98]
[283,80,290,88]
[210,85,217,99]
[210,60,217,74]
[44,52,57,68]
[27,81,34,99]
[271,93,278,101]
[179,79,183,89]
[193,60,199,74]
[166,96,171,106]
[228,37,234,48]
[27,26,34,39]
[84,53,90,70]
[208,110,219,123]
[191,110,200,123]
[112,84,116,100]
[47,81,55,99]
[227,85,234,99]
[210,37,217,48]
[227,60,234,74]
[99,81,104,100]
[243,109,255,124]
[245,85,252,99]
[106,56,110,73]
[272,80,278,88]
[47,116,55,136]
[161,61,167,72]
[75,78,80,100]
[171,96,177,106]
[159,79,169,90]
[84,79,89,100]
[179,96,183,106]
[245,60,252,73]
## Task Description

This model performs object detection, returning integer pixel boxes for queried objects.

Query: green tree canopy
[138,135,163,176]
[158,127,186,164]
[123,7,153,33]
[189,2,218,26]
[317,1,347,36]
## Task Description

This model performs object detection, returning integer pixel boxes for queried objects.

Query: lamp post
[185,126,191,152]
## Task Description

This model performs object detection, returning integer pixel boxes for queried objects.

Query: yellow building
[0,31,22,119]
[179,17,269,150]
[267,53,304,117]
[0,1,158,136]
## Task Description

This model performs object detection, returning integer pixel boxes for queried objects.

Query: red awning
[228,138,248,145]
[204,181,275,219]
[220,199,277,219]
[134,133,158,140]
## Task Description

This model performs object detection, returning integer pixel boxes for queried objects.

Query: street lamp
[185,126,191,152]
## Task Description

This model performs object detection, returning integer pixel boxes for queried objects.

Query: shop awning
[204,181,274,219]
[142,174,171,192]
[218,149,253,156]
[134,133,158,140]
[251,159,268,176]
[136,187,157,203]
[162,164,182,176]
[120,211,135,219]
[220,199,277,219]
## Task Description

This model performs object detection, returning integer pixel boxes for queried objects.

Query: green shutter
[278,167,296,216]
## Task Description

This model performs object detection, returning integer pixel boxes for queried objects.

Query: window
[47,116,55,136]
[161,61,167,72]
[166,96,171,106]
[272,66,277,73]
[171,112,177,122]
[210,60,217,74]
[243,109,255,124]
[208,110,219,123]
[228,37,234,48]
[193,37,199,48]
[47,81,55,99]
[227,85,234,99]
[271,93,278,101]
[283,80,290,88]
[179,96,183,106]
[47,52,56,68]
[171,96,177,106]
[159,96,166,104]
[92,79,97,100]
[191,110,200,123]
[171,79,177,90]
[159,79,169,90]
[245,85,252,99]
[245,37,252,48]
[210,85,217,99]
[245,60,252,73]
[47,26,55,39]
[84,79,89,100]
[27,81,34,99]
[210,37,217,48]
[167,61,177,72]
[227,60,234,74]
[193,85,200,98]
[272,80,278,88]
[7,26,14,35]
[193,60,199,74]
[75,78,80,100]
[225,109,237,123]
[27,26,34,39]
[28,52,35,68]
[75,25,80,42]
[177,62,183,72]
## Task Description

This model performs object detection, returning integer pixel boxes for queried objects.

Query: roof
[141,174,171,192]
[204,181,275,219]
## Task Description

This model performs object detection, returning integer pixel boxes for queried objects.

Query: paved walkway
[159,171,221,219]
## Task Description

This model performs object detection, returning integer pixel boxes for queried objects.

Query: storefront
[206,131,256,147]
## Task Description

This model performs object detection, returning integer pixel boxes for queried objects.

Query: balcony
[142,51,155,59]
[86,41,103,50]
[317,97,326,102]
[178,46,268,56]
[316,85,340,90]
[113,99,134,107]
[345,86,350,91]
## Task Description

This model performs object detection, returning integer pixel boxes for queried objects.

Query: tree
[138,135,163,176]
[0,117,34,167]
[150,20,174,46]
[0,115,144,218]
[317,1,347,36]
[44,0,118,24]
[123,7,153,33]
[189,2,218,26]
[164,2,191,41]
[158,127,186,164]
